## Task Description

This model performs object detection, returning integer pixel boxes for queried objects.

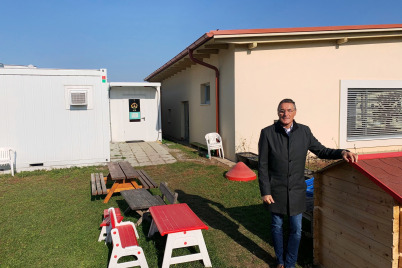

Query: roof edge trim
[144,23,402,82]
[357,151,402,160]
[208,24,402,36]
[144,33,214,81]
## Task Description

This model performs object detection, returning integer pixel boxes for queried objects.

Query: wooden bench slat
[137,170,158,189]
[91,173,97,195]
[119,161,139,179]
[107,162,126,180]
[95,173,102,195]
[136,171,149,189]
[141,170,158,188]
[99,172,107,194]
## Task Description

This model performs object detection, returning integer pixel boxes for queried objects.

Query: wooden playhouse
[313,152,402,267]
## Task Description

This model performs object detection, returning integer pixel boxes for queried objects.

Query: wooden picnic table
[103,161,141,203]
[99,161,159,203]
[148,203,212,268]
[120,188,165,226]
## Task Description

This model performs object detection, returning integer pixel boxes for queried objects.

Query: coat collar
[274,120,299,135]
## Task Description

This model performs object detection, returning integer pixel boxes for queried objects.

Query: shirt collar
[283,123,293,135]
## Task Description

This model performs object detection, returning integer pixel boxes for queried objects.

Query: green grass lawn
[0,142,313,267]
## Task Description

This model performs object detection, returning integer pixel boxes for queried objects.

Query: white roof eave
[109,82,161,87]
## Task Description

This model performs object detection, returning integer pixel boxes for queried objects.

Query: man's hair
[277,98,296,112]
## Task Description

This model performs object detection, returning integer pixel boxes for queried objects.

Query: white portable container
[0,66,111,171]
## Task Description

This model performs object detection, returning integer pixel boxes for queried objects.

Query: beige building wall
[161,47,236,158]
[234,38,402,157]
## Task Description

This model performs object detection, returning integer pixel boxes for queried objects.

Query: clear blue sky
[1,0,401,81]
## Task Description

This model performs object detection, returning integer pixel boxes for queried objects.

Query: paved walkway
[110,141,177,166]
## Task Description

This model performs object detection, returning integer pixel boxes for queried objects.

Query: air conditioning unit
[69,90,88,105]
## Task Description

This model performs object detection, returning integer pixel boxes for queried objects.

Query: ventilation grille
[70,91,87,105]
[347,88,402,140]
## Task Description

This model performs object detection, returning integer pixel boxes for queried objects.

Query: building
[0,66,161,173]
[145,24,402,161]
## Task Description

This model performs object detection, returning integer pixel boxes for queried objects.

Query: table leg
[161,230,212,268]
[103,182,119,203]
[147,219,159,237]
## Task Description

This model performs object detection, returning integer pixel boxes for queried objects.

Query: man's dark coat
[258,120,344,216]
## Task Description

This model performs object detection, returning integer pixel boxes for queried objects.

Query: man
[258,99,357,268]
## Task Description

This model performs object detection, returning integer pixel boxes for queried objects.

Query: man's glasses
[279,109,295,114]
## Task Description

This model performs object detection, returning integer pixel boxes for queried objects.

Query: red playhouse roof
[226,162,257,181]
[350,152,402,203]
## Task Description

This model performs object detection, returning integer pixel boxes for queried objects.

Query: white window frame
[340,80,402,149]
[200,83,210,105]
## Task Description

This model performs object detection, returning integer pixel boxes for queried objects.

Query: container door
[110,86,157,142]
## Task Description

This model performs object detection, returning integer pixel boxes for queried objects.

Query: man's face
[278,102,296,128]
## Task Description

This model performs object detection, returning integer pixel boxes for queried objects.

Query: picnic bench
[190,142,208,151]
[91,172,107,195]
[136,169,158,189]
[191,141,219,157]
[121,182,178,226]
[90,161,158,203]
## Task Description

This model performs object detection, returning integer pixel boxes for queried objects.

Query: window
[200,83,210,105]
[347,88,402,140]
[167,109,172,124]
[340,80,402,148]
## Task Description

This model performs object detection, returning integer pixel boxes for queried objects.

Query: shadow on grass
[175,189,277,267]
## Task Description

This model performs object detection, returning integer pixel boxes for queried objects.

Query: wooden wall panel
[324,165,383,191]
[321,185,393,219]
[320,247,357,268]
[320,224,394,267]
[321,174,394,206]
[320,213,394,262]
[322,187,393,226]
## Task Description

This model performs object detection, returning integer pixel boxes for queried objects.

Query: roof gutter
[188,47,220,134]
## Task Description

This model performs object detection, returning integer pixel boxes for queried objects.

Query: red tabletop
[149,203,208,236]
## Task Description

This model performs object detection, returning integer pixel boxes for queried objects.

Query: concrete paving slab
[110,141,177,166]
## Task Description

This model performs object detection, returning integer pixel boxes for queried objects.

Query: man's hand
[341,150,358,163]
[262,195,275,204]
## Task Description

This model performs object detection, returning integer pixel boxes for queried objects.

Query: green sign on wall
[129,99,141,122]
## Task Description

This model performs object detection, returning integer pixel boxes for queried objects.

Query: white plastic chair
[205,132,224,159]
[0,148,15,176]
